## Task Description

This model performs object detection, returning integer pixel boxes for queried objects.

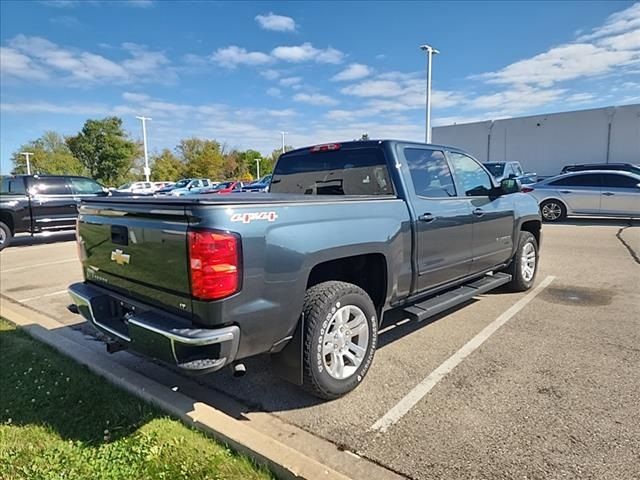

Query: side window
[1,177,27,194]
[448,152,493,197]
[28,177,71,195]
[144,183,152,188]
[550,174,601,187]
[405,148,456,198]
[69,177,103,195]
[602,174,639,188]
[514,164,524,176]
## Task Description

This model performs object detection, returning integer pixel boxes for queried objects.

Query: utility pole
[420,44,439,143]
[20,152,33,175]
[136,116,152,182]
[281,131,288,154]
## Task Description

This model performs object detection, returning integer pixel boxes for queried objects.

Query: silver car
[524,170,640,222]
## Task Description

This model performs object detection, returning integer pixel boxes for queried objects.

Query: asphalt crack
[616,222,640,265]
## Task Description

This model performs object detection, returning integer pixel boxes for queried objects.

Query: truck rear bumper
[68,282,240,374]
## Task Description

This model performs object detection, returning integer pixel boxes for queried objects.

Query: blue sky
[1,0,639,174]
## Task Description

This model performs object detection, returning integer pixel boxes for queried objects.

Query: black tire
[301,281,378,400]
[505,231,539,292]
[0,221,12,251]
[540,199,566,222]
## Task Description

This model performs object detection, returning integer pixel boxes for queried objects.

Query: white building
[432,104,640,176]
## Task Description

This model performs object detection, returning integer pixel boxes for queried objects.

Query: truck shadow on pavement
[6,232,76,248]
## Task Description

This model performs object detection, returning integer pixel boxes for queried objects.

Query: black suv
[561,163,640,175]
[0,175,107,249]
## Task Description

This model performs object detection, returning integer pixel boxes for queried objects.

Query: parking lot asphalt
[2,220,639,480]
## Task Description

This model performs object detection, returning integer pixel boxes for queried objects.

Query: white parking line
[371,275,556,433]
[18,289,69,303]
[1,258,77,274]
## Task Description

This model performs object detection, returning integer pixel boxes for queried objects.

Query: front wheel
[540,199,566,222]
[301,281,378,399]
[0,221,12,251]
[504,231,539,292]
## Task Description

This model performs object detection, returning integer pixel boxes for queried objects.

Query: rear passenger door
[600,174,640,216]
[27,177,77,231]
[403,147,474,290]
[548,173,602,214]
[448,152,515,274]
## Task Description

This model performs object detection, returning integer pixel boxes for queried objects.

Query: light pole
[20,152,33,175]
[280,131,288,154]
[420,44,439,143]
[255,158,260,179]
[136,116,152,182]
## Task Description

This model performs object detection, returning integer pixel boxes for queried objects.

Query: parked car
[484,161,538,185]
[524,170,640,222]
[0,174,107,250]
[561,163,640,175]
[68,140,541,399]
[114,181,156,195]
[156,178,212,196]
[200,181,245,194]
[153,181,174,190]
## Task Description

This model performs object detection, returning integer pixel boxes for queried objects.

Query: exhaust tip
[231,363,246,378]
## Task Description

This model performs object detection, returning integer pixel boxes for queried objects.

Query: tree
[66,117,138,186]
[178,138,225,179]
[151,149,185,181]
[11,131,84,175]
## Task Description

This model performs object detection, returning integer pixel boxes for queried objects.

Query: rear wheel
[0,221,12,251]
[301,281,378,399]
[540,199,566,222]
[505,231,539,292]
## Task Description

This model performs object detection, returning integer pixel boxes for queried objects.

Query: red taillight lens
[310,143,341,152]
[188,229,241,300]
[521,186,534,193]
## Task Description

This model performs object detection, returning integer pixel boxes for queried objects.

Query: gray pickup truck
[68,140,542,399]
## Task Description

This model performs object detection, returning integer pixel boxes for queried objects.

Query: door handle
[472,208,484,217]
[418,213,436,222]
[602,192,615,196]
[559,190,572,194]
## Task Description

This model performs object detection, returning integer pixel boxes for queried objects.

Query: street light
[256,158,261,179]
[280,131,288,154]
[420,44,439,143]
[136,116,152,182]
[20,152,33,175]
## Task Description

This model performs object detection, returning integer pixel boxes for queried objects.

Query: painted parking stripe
[18,289,69,303]
[371,275,556,433]
[1,258,77,274]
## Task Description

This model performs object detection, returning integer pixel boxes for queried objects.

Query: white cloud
[271,43,344,64]
[255,12,296,32]
[331,63,372,81]
[211,45,272,68]
[260,69,280,80]
[0,101,109,115]
[2,34,174,84]
[266,87,281,97]
[293,93,338,106]
[0,47,50,80]
[279,76,302,86]
[578,3,640,41]
[467,85,567,115]
[341,79,400,97]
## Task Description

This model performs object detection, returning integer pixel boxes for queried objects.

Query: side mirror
[500,178,521,195]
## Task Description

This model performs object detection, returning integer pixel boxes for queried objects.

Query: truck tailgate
[78,201,193,315]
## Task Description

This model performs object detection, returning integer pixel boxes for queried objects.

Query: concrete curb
[1,296,352,480]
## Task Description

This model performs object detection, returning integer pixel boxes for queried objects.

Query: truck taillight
[310,143,341,152]
[188,229,241,300]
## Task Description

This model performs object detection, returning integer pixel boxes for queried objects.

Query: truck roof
[282,139,470,156]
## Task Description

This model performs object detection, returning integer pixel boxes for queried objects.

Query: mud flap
[270,314,304,386]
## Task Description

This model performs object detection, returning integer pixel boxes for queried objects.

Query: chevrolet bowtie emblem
[110,249,130,266]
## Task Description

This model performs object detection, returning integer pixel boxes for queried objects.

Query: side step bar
[403,272,512,322]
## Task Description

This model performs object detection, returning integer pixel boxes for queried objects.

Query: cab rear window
[270,147,394,196]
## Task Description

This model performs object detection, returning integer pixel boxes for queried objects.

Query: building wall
[432,104,640,176]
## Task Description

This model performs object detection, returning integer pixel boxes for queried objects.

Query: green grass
[0,319,274,480]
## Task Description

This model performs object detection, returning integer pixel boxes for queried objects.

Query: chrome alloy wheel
[321,305,369,380]
[521,242,537,282]
[0,228,5,245]
[541,202,562,221]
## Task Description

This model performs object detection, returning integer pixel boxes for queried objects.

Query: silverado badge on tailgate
[110,249,130,265]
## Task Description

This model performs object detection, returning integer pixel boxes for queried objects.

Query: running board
[403,272,512,322]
